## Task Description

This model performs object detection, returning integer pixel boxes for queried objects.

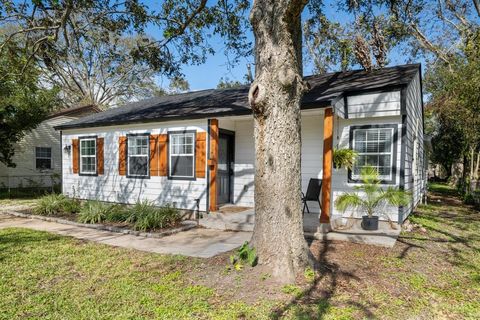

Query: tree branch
[473,0,480,17]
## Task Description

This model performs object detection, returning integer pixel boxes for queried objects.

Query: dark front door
[217,131,234,205]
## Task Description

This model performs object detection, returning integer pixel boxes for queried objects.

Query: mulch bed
[8,208,197,238]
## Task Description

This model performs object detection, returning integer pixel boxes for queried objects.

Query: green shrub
[78,201,113,224]
[105,204,131,222]
[333,148,358,170]
[34,194,80,216]
[128,201,180,231]
[464,193,475,205]
[464,191,480,208]
[61,198,81,214]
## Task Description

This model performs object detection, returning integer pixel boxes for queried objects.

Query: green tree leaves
[0,40,59,166]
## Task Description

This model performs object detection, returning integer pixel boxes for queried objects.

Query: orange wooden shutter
[97,137,104,175]
[195,132,207,178]
[118,136,127,176]
[158,134,168,176]
[72,139,79,174]
[150,134,159,176]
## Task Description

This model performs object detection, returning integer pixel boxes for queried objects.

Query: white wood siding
[402,72,425,221]
[300,114,324,212]
[347,91,401,118]
[331,116,403,223]
[59,83,422,224]
[232,113,325,211]
[232,119,255,206]
[232,113,403,222]
[0,116,76,188]
[61,120,209,211]
[333,96,345,118]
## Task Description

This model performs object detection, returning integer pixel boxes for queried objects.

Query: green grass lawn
[0,183,479,319]
[0,197,38,208]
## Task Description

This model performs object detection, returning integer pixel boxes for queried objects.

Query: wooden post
[321,108,334,223]
[209,119,219,211]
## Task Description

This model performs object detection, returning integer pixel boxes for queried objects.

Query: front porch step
[199,210,321,233]
[199,210,400,247]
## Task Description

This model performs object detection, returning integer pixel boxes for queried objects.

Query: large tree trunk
[248,0,311,282]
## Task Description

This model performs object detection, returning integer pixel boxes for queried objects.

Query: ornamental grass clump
[34,194,81,216]
[78,201,113,224]
[104,204,131,222]
[128,201,181,231]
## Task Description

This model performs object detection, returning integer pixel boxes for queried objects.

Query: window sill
[79,172,98,177]
[126,175,150,179]
[347,178,397,185]
[168,176,196,181]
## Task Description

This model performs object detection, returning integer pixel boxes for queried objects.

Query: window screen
[169,132,195,178]
[352,127,394,180]
[35,147,52,169]
[128,135,149,177]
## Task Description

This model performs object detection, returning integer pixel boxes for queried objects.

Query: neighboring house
[55,64,426,225]
[0,105,100,191]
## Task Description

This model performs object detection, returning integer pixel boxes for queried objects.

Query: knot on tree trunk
[278,66,297,88]
[248,81,268,119]
[279,66,309,94]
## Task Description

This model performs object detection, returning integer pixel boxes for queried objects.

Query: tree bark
[248,0,311,282]
[475,151,480,180]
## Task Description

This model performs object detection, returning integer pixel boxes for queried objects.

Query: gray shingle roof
[55,64,420,130]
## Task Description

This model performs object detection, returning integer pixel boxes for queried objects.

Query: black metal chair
[302,178,322,214]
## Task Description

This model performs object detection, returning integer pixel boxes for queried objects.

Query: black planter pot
[361,215,379,231]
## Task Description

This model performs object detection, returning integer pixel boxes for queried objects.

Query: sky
[146,1,425,91]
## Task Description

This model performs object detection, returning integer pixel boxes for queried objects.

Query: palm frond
[381,187,411,207]
[334,165,410,217]
[360,166,380,185]
[335,193,364,212]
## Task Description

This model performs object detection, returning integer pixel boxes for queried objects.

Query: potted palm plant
[333,148,357,170]
[334,166,410,230]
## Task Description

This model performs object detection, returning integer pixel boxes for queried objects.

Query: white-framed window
[127,134,149,177]
[351,126,396,181]
[35,147,52,170]
[79,138,97,174]
[169,132,195,179]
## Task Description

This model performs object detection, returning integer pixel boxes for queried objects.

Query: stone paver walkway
[0,214,251,258]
